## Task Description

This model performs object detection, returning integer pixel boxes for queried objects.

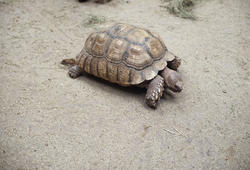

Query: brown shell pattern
[78,23,170,86]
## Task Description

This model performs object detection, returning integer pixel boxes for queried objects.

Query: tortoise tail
[61,58,76,66]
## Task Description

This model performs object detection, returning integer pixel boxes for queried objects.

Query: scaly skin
[145,65,183,108]
[145,75,165,108]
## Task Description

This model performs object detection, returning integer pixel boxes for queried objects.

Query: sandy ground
[0,0,250,169]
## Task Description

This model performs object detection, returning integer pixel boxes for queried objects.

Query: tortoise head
[161,67,183,93]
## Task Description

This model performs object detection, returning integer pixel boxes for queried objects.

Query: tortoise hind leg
[167,56,181,71]
[69,65,82,79]
[145,75,165,108]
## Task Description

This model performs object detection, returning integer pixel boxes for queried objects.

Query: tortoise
[61,23,183,108]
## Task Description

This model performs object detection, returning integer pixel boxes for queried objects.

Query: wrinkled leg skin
[167,56,181,71]
[68,65,82,79]
[145,75,165,108]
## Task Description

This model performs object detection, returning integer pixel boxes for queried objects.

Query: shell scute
[97,58,108,80]
[107,62,119,83]
[126,29,150,45]
[84,33,97,53]
[125,45,153,69]
[91,32,109,56]
[130,69,144,85]
[90,57,99,77]
[146,37,165,60]
[83,56,92,73]
[80,23,170,86]
[106,39,127,63]
[117,64,130,84]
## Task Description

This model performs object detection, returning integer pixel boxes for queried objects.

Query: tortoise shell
[76,23,173,86]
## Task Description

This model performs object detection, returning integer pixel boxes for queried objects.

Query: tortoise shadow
[80,73,146,95]
[77,73,177,109]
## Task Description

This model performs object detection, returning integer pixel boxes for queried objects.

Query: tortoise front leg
[68,65,82,79]
[145,75,165,108]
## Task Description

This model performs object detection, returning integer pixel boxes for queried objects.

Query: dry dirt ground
[0,0,250,169]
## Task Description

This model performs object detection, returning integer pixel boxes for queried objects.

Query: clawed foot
[68,65,82,79]
[145,75,165,108]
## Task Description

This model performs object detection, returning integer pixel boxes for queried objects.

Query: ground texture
[0,0,250,169]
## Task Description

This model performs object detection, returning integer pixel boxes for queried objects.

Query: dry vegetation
[161,0,197,20]
[83,14,106,27]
